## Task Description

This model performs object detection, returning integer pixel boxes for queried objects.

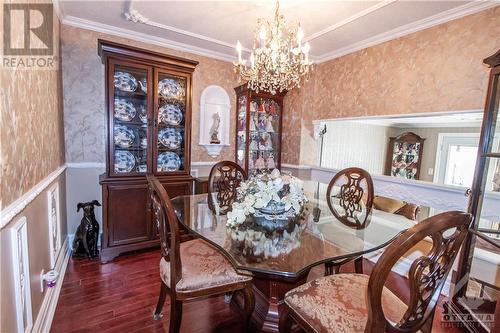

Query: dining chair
[208,160,247,214]
[325,167,374,275]
[147,175,255,333]
[279,210,472,333]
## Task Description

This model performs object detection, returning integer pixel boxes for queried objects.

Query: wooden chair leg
[325,262,341,276]
[169,298,183,333]
[279,304,293,333]
[420,311,435,333]
[241,283,255,332]
[153,281,168,320]
[354,257,363,274]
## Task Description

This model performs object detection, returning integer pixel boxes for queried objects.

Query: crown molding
[124,2,252,54]
[305,0,397,42]
[61,15,237,63]
[315,1,499,64]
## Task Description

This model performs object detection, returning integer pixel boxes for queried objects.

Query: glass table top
[172,181,413,278]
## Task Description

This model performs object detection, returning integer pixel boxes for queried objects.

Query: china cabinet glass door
[452,60,500,332]
[154,69,189,175]
[248,96,281,175]
[110,61,151,176]
[236,94,247,169]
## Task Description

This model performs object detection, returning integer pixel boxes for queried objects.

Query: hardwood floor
[51,249,464,333]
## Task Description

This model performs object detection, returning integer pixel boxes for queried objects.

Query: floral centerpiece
[227,169,308,227]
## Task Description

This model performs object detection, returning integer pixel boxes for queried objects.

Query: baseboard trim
[31,236,71,333]
[1,165,67,229]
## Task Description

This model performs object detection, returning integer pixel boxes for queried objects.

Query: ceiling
[57,0,498,63]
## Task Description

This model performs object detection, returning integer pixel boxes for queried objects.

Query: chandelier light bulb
[297,26,304,45]
[259,26,267,45]
[303,42,310,54]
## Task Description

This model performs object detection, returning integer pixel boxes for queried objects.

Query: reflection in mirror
[326,168,374,230]
[318,111,490,185]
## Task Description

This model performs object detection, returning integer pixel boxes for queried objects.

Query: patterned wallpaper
[61,25,241,164]
[1,10,65,207]
[282,6,500,165]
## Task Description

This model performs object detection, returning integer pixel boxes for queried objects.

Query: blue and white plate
[159,128,182,149]
[158,78,184,99]
[114,99,136,121]
[158,104,183,125]
[114,150,136,173]
[138,104,147,124]
[138,78,147,93]
[114,72,137,92]
[114,125,135,148]
[157,152,181,172]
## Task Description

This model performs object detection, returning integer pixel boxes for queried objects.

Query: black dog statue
[72,200,101,258]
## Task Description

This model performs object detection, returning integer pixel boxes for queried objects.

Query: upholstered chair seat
[284,274,411,333]
[160,238,252,294]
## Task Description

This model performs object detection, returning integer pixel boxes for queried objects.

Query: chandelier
[234,0,312,95]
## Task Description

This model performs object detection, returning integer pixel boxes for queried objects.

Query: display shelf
[234,84,285,174]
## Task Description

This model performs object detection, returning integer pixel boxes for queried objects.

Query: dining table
[171,180,413,332]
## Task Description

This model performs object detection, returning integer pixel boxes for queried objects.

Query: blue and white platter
[114,72,137,92]
[157,152,181,172]
[158,128,182,149]
[158,104,183,125]
[158,78,184,99]
[114,99,136,121]
[114,125,135,148]
[114,150,136,173]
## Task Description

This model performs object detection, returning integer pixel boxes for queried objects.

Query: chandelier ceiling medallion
[234,0,313,94]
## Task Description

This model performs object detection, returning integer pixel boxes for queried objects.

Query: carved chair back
[208,161,247,214]
[366,211,472,333]
[147,174,182,290]
[326,167,374,229]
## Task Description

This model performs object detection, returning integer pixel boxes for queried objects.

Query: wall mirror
[316,111,500,239]
[317,111,500,190]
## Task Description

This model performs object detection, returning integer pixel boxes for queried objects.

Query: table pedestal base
[250,273,308,332]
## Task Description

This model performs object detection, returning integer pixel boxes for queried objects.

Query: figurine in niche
[255,152,266,169]
[267,153,276,169]
[269,101,277,115]
[265,115,274,132]
[209,112,221,144]
[73,200,101,259]
[249,113,257,131]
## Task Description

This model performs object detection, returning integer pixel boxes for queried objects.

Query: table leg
[250,273,308,333]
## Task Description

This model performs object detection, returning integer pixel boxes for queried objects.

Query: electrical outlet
[428,168,434,176]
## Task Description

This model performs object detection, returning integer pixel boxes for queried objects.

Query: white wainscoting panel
[8,216,33,333]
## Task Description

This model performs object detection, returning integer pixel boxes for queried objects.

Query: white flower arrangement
[226,169,308,227]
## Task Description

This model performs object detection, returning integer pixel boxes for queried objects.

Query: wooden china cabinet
[384,132,425,180]
[447,49,500,332]
[235,84,286,175]
[98,40,198,263]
